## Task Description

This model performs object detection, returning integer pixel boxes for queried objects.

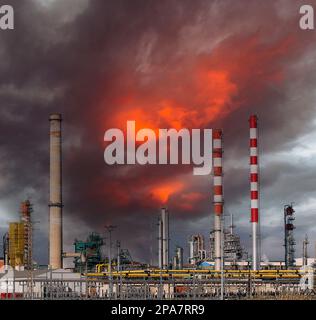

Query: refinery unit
[0,113,316,300]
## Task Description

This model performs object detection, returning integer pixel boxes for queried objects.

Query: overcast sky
[0,0,316,266]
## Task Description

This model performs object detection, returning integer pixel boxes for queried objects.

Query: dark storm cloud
[0,0,316,263]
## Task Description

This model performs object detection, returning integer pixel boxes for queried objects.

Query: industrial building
[173,247,184,270]
[188,235,206,265]
[209,215,243,264]
[8,223,24,269]
[1,200,34,270]
[72,233,104,273]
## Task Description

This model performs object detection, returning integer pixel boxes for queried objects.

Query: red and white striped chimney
[249,115,259,270]
[213,129,223,270]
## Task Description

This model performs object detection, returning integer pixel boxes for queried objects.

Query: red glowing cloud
[99,32,297,137]
[94,30,302,215]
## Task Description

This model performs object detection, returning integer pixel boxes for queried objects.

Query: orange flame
[150,181,184,204]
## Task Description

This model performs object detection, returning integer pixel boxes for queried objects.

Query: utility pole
[116,240,121,272]
[116,240,121,299]
[105,225,116,299]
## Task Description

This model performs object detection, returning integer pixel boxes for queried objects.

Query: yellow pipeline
[87,273,301,279]
[87,269,303,279]
[95,265,302,275]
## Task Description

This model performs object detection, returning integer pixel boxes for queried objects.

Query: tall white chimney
[49,113,63,269]
[162,208,169,269]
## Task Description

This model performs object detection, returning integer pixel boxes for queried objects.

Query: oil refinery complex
[0,113,316,300]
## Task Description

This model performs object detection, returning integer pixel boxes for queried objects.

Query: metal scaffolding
[284,204,296,268]
[20,200,33,270]
[210,216,243,264]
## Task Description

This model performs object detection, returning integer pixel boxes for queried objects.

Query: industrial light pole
[117,240,121,272]
[105,225,116,299]
[220,214,225,300]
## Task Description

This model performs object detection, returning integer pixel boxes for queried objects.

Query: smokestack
[176,247,183,269]
[49,113,63,269]
[161,208,169,269]
[303,234,309,267]
[158,208,169,269]
[213,129,223,271]
[249,115,260,270]
[158,214,163,269]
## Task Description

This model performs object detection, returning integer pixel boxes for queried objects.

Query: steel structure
[8,223,25,267]
[210,230,243,263]
[189,234,206,265]
[73,232,103,273]
[226,213,243,263]
[2,233,9,266]
[210,214,243,264]
[20,200,33,270]
[118,249,133,268]
[284,204,295,268]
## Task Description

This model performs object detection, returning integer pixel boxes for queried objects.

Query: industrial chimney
[158,208,169,269]
[213,129,223,271]
[249,115,260,270]
[49,113,63,269]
